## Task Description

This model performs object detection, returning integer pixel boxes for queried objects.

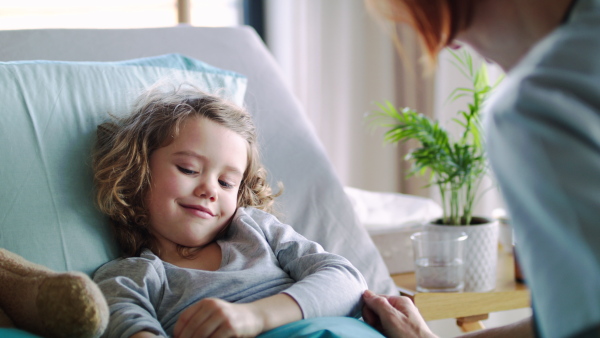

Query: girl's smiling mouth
[180,203,215,219]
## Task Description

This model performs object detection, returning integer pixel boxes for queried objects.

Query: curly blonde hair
[93,82,279,257]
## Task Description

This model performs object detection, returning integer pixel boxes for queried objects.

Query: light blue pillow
[258,317,385,338]
[0,54,247,275]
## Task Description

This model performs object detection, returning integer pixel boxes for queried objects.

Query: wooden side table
[391,249,530,332]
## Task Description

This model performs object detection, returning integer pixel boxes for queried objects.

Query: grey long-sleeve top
[93,207,368,338]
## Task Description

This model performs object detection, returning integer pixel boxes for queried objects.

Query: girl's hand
[173,298,264,338]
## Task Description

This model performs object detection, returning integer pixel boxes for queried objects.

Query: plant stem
[439,185,449,224]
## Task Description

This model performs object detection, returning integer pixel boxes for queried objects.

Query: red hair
[366,0,474,62]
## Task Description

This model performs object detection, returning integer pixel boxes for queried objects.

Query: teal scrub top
[485,0,600,337]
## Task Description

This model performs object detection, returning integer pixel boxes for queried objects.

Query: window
[0,0,242,30]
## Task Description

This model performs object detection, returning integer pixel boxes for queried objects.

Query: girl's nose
[194,179,217,201]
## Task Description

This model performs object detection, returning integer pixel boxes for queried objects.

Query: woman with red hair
[362,0,600,337]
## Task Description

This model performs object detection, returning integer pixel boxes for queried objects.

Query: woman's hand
[173,298,263,338]
[362,290,437,338]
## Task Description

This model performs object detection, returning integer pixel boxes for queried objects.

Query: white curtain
[265,0,403,193]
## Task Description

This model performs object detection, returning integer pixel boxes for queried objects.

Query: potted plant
[371,49,503,292]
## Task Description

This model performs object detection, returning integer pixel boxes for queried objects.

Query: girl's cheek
[153,176,180,197]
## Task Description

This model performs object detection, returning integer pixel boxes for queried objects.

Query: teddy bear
[0,248,109,338]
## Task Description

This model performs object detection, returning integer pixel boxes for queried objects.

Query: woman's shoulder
[509,11,600,89]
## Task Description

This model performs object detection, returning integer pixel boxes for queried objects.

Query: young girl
[91,82,367,338]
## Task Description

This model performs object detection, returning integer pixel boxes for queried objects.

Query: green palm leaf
[368,49,502,225]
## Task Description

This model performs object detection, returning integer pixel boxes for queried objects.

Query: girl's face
[146,116,248,255]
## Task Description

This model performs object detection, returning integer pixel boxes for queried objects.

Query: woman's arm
[486,70,600,337]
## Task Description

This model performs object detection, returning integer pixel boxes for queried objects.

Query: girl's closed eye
[219,180,235,189]
[177,165,198,175]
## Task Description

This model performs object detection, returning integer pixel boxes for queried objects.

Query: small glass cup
[411,231,468,293]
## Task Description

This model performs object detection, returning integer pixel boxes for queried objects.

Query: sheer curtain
[265,0,434,195]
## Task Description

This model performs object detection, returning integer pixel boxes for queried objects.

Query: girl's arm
[245,293,303,331]
[244,208,368,319]
[93,257,168,338]
[173,293,301,338]
[130,332,163,338]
